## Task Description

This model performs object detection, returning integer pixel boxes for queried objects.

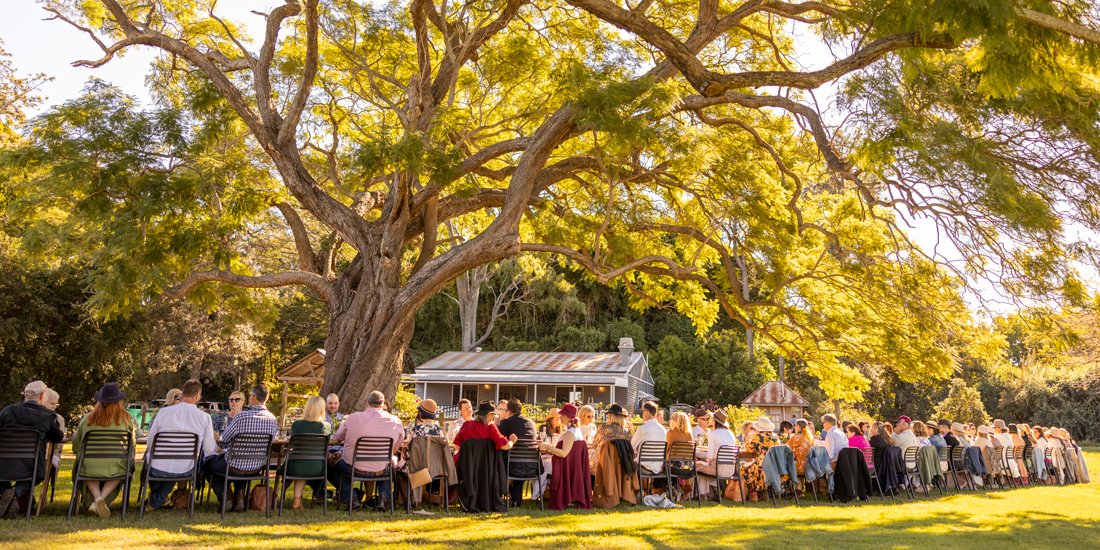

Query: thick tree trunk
[319,259,416,412]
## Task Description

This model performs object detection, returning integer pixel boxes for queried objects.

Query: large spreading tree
[8,0,1100,409]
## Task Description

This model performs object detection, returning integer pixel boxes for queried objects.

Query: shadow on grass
[4,500,1099,549]
[7,450,1098,549]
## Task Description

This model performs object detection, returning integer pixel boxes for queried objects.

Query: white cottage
[410,338,654,409]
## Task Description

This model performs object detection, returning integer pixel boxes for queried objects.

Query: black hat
[477,401,496,415]
[606,404,627,417]
[94,382,125,404]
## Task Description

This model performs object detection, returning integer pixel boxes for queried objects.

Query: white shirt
[893,429,919,454]
[631,418,667,473]
[705,427,738,478]
[447,417,467,441]
[996,433,1013,447]
[579,422,597,444]
[146,401,218,474]
[824,426,848,462]
[691,425,707,440]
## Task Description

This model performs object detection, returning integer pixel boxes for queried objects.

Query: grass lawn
[2,448,1097,549]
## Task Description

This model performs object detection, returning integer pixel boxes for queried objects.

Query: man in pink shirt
[327,391,405,508]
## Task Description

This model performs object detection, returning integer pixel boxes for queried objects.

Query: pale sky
[3,2,1087,318]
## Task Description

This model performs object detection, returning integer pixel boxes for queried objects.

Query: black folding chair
[636,441,668,502]
[205,433,274,519]
[668,441,701,505]
[275,433,329,516]
[713,445,743,505]
[137,432,201,518]
[0,429,43,520]
[67,430,135,520]
[903,446,929,497]
[345,436,396,515]
[506,439,544,511]
[937,446,961,493]
[862,448,889,500]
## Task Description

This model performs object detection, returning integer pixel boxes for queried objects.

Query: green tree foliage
[650,331,774,406]
[0,250,145,423]
[7,0,1100,408]
[933,378,991,426]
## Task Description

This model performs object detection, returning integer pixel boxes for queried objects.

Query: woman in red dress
[539,403,592,510]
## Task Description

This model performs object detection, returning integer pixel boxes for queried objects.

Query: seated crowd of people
[0,379,1092,518]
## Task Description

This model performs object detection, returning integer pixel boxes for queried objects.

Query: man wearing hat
[695,409,736,497]
[0,381,65,517]
[691,409,711,442]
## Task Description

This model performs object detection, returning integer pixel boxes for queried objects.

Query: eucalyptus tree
[18,0,1100,407]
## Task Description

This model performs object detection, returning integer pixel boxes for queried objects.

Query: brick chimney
[618,337,634,366]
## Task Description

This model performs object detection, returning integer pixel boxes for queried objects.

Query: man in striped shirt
[202,384,279,512]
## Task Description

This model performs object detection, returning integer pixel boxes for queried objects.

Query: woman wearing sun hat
[539,403,592,510]
[740,416,779,501]
[71,382,135,518]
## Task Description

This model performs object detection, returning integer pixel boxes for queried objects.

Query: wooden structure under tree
[276,348,326,428]
[741,380,810,424]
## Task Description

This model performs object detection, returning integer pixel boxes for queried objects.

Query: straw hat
[977,425,992,435]
[753,416,775,432]
[417,399,438,419]
[951,422,966,434]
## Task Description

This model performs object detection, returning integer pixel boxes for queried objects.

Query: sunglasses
[229,397,243,402]
[173,395,182,401]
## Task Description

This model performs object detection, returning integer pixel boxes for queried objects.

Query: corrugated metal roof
[741,381,810,407]
[414,351,639,374]
[410,372,623,385]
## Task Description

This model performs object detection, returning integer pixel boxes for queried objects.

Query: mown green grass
[2,449,1097,549]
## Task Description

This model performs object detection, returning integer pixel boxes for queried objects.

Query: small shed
[276,348,326,427]
[741,380,810,424]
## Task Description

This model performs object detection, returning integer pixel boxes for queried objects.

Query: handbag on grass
[249,486,273,511]
[723,479,743,501]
